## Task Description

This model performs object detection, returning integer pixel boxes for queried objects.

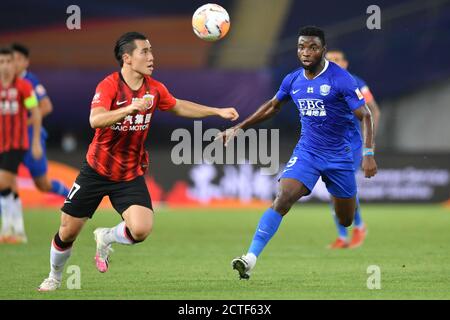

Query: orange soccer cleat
[348,225,367,249]
[327,238,348,249]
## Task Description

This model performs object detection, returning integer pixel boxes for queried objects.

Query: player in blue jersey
[5,43,70,243]
[219,26,377,279]
[325,49,381,249]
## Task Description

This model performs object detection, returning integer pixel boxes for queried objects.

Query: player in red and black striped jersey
[0,47,42,243]
[38,32,239,291]
[87,71,176,181]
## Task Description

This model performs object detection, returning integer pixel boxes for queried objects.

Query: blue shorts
[280,148,357,199]
[23,126,49,178]
[352,143,362,171]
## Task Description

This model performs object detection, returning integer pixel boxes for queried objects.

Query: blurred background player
[4,43,70,244]
[0,47,42,244]
[38,32,239,291]
[325,49,381,249]
[12,43,70,196]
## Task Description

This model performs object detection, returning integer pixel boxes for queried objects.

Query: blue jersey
[276,60,365,158]
[23,71,48,101]
[22,70,48,139]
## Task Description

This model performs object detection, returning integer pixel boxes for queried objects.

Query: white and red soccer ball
[192,3,230,41]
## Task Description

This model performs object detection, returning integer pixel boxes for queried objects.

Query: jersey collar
[303,59,329,80]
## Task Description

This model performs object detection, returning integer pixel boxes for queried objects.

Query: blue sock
[353,196,363,227]
[51,180,70,197]
[333,212,348,239]
[248,208,283,257]
[330,201,348,239]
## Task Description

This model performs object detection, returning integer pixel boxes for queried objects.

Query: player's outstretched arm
[89,98,149,129]
[216,96,285,146]
[169,99,239,120]
[354,104,377,178]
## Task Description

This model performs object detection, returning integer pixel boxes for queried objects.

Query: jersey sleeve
[352,74,374,104]
[275,73,293,101]
[156,81,177,111]
[19,79,38,110]
[26,73,48,101]
[337,71,365,111]
[91,78,116,110]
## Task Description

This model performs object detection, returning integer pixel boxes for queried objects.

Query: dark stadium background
[1,0,449,204]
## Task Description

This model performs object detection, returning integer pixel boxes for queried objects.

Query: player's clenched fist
[217,107,239,121]
[127,98,149,114]
[362,156,377,178]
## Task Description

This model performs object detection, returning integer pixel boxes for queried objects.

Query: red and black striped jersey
[0,77,38,153]
[87,72,176,181]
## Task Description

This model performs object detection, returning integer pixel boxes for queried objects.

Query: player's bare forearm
[90,98,149,128]
[90,107,131,128]
[39,97,53,118]
[367,100,380,136]
[355,104,377,177]
[170,99,238,120]
[29,106,43,159]
[29,106,42,142]
[236,97,283,130]
[354,105,374,149]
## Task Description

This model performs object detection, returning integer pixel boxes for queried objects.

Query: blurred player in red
[2,43,71,244]
[0,47,42,243]
[325,49,381,249]
[38,32,239,291]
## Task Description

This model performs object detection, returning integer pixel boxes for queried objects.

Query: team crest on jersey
[320,84,331,96]
[142,93,155,109]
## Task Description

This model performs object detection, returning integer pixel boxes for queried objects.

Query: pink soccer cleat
[94,228,113,273]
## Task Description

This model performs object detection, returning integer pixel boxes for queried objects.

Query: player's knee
[129,225,152,242]
[336,214,353,227]
[34,179,52,192]
[58,228,79,242]
[273,190,297,215]
[59,222,82,242]
[0,181,11,191]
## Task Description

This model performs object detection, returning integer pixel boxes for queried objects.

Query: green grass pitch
[1,204,449,299]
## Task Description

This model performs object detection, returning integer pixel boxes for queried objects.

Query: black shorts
[62,161,153,219]
[0,150,26,174]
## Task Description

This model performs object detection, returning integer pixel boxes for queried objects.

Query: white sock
[103,221,134,245]
[0,193,14,235]
[49,240,72,281]
[244,252,257,269]
[11,196,25,235]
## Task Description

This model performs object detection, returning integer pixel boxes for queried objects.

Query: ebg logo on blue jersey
[297,99,326,117]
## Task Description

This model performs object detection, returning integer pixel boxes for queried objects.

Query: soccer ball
[192,3,230,41]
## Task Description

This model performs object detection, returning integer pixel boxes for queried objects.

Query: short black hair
[11,43,29,58]
[114,32,147,67]
[298,26,326,46]
[0,47,13,56]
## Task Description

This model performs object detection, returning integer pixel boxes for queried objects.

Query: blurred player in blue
[325,49,381,249]
[219,26,377,279]
[6,43,70,243]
